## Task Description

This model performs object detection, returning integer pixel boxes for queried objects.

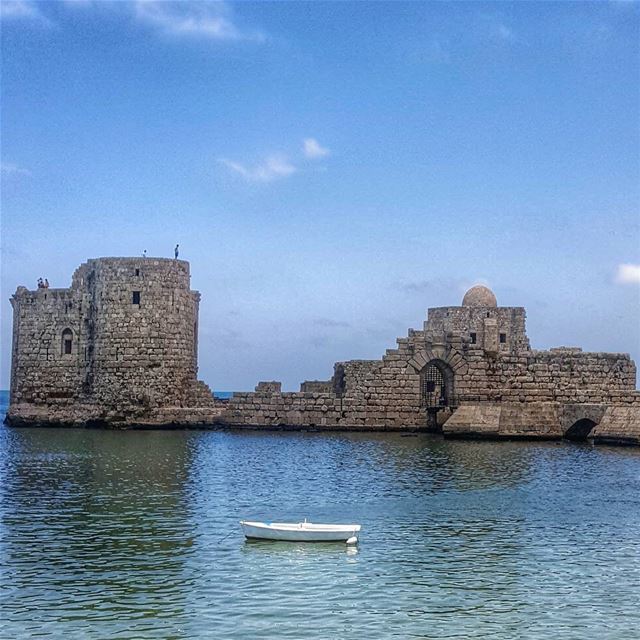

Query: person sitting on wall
[37,278,43,288]
[44,279,49,288]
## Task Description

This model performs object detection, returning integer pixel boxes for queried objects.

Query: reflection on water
[241,539,359,556]
[0,426,197,638]
[1,394,639,639]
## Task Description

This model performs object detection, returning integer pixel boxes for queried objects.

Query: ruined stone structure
[222,285,640,444]
[7,258,218,427]
[7,261,640,444]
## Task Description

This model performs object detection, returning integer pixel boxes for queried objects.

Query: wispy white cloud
[218,155,296,183]
[219,137,331,183]
[303,138,330,159]
[476,13,519,46]
[1,162,32,177]
[3,1,266,43]
[219,136,333,183]
[0,0,51,23]
[615,263,640,285]
[495,23,517,43]
[134,0,265,42]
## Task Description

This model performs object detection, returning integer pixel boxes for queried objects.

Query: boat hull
[240,521,361,542]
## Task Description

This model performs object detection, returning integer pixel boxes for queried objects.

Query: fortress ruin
[6,257,640,445]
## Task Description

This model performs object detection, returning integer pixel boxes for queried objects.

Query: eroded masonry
[7,257,640,444]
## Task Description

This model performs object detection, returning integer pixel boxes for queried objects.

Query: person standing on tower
[174,244,179,259]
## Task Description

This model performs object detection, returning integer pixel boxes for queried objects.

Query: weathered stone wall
[593,399,640,445]
[255,381,282,393]
[300,380,333,393]
[443,403,563,439]
[7,266,638,443]
[9,286,85,410]
[220,303,637,437]
[8,257,216,426]
[225,390,343,428]
[82,258,204,412]
[425,306,530,352]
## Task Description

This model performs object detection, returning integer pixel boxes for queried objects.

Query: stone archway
[560,405,606,443]
[407,347,466,405]
[564,418,598,442]
[419,359,455,432]
[420,359,455,409]
[407,347,466,432]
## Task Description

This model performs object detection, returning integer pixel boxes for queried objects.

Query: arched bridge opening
[564,418,598,442]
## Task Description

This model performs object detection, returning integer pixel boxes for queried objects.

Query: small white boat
[240,519,361,544]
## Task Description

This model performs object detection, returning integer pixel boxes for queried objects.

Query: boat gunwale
[240,520,361,533]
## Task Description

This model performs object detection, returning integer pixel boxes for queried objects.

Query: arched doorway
[420,359,455,431]
[564,418,597,442]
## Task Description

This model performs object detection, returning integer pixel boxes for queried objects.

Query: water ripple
[1,413,639,639]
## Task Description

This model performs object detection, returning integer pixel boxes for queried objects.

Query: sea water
[1,390,639,639]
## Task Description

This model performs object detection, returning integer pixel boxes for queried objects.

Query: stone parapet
[254,381,282,393]
[300,380,332,393]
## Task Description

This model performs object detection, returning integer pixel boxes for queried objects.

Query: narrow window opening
[194,322,198,356]
[500,333,507,344]
[62,328,73,355]
[470,332,477,344]
[132,291,141,305]
[486,312,490,318]
[135,268,140,276]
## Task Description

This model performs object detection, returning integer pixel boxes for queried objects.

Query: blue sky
[1,0,639,391]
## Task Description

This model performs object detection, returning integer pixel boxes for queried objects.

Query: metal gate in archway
[420,359,455,431]
[421,363,447,409]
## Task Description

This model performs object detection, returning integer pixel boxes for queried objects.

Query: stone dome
[462,285,497,307]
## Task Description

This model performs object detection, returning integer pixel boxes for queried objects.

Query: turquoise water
[1,390,639,639]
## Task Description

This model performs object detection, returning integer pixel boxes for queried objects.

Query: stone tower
[424,284,531,358]
[8,257,216,426]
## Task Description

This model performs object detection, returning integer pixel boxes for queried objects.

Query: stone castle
[8,258,217,426]
[7,257,640,445]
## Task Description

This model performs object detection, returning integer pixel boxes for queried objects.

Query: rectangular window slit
[470,332,477,344]
[132,291,140,304]
[500,333,506,344]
